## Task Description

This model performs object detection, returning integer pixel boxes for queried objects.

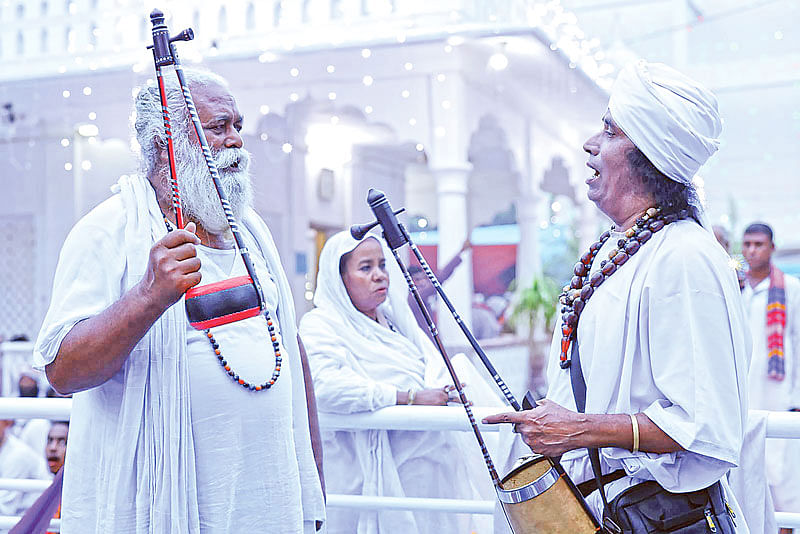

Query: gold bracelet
[407,389,416,406]
[630,413,640,454]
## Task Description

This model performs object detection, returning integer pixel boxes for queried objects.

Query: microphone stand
[352,188,596,525]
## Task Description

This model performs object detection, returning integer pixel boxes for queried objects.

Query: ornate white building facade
[0,0,611,341]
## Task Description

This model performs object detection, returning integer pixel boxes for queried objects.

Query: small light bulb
[64,162,73,171]
[488,52,509,71]
[290,67,299,77]
[401,90,410,98]
[282,143,293,153]
[361,48,371,58]
[328,92,336,100]
[260,104,270,115]
[404,62,413,70]
[326,64,335,73]
[362,75,374,86]
[60,138,70,147]
[83,86,92,95]
[365,105,373,114]
[62,90,70,98]
[81,160,92,170]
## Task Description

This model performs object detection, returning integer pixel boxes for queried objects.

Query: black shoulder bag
[567,342,737,534]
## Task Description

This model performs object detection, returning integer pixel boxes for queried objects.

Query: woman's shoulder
[299,307,345,334]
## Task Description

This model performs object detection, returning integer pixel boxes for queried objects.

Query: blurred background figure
[471,294,501,340]
[714,224,731,253]
[408,239,471,338]
[0,418,50,525]
[713,224,746,289]
[742,222,800,534]
[45,421,68,476]
[16,374,37,400]
[300,232,496,534]
[12,370,50,459]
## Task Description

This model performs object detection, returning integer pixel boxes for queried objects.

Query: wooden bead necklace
[163,216,282,391]
[558,206,690,369]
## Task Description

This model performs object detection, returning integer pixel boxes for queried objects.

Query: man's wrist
[580,413,631,450]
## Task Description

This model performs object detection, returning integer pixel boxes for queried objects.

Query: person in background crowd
[45,422,68,476]
[0,417,50,528]
[17,375,37,399]
[713,224,746,289]
[408,239,471,337]
[714,224,731,252]
[43,421,68,534]
[471,294,501,340]
[742,222,800,534]
[13,370,49,454]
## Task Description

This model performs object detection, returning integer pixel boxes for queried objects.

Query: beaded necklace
[163,216,282,391]
[558,206,690,368]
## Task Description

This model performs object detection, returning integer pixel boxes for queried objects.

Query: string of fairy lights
[0,0,620,184]
[1,0,796,244]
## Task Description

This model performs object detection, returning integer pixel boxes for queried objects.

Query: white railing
[0,399,798,531]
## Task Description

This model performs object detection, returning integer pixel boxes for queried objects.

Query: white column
[515,194,541,291]
[434,166,472,345]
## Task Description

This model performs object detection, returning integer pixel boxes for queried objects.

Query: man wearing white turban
[485,61,751,532]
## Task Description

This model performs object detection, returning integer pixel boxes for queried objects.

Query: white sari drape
[300,231,496,534]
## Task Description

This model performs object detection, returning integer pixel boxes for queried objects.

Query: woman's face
[341,238,389,320]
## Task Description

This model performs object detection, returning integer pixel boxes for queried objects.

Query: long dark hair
[626,146,698,217]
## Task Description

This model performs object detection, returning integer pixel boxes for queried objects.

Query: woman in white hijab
[299,230,488,534]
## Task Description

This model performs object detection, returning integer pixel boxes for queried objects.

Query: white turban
[608,60,722,185]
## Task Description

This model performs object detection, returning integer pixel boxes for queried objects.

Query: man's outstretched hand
[482,399,588,456]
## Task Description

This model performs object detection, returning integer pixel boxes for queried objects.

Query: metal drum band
[496,466,560,504]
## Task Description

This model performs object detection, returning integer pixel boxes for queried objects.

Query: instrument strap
[568,341,622,534]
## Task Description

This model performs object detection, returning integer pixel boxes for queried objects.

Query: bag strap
[568,341,622,534]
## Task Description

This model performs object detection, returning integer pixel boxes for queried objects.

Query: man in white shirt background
[742,222,800,533]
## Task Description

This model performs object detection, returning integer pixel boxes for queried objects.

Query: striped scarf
[766,265,787,380]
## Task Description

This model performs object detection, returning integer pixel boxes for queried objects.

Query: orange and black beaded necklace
[558,206,690,369]
[164,216,282,391]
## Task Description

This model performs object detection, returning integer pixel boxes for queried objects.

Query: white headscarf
[608,60,722,186]
[312,230,439,373]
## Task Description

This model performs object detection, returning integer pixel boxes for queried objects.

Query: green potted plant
[509,275,560,396]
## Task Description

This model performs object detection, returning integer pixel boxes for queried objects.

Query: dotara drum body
[497,454,598,534]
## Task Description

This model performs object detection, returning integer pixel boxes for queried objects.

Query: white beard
[166,138,254,234]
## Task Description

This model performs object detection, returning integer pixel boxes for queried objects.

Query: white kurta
[0,434,51,528]
[743,272,800,511]
[33,175,324,533]
[299,231,491,534]
[545,220,751,529]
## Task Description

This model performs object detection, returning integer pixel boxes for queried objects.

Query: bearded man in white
[34,70,325,533]
[485,61,751,532]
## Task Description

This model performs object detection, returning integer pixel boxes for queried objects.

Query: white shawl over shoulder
[34,175,323,533]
